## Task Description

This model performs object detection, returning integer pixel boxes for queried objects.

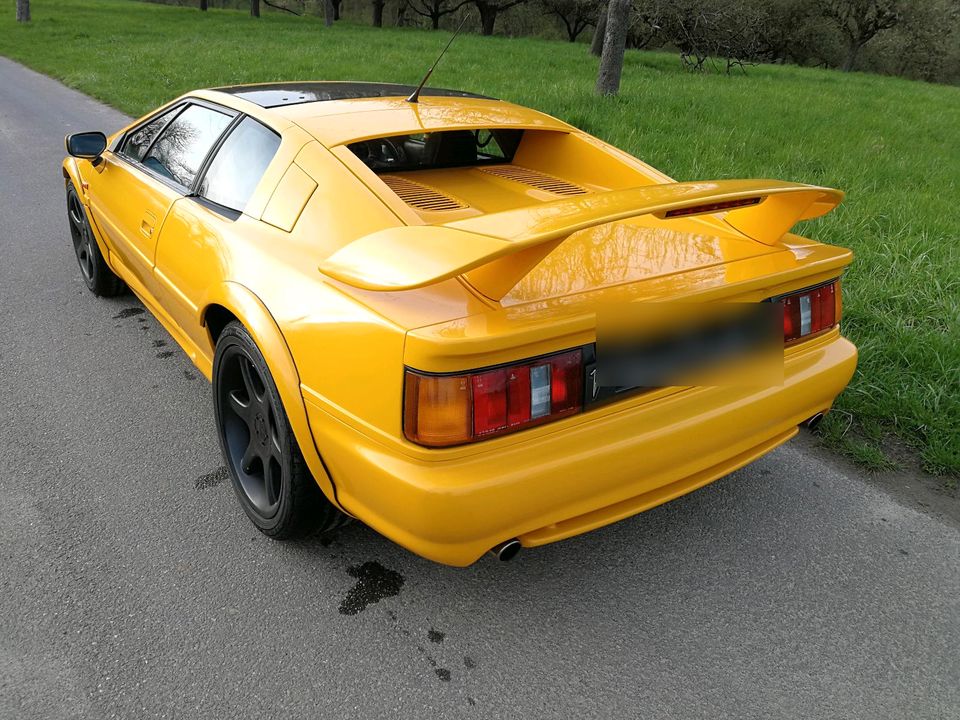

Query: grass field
[2,0,958,476]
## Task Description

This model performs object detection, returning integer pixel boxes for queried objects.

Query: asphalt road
[1,56,958,720]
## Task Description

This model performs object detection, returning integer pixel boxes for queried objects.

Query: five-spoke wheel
[213,321,347,538]
[65,182,124,296]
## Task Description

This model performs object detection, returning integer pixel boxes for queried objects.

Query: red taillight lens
[779,280,841,343]
[472,369,507,437]
[404,348,584,447]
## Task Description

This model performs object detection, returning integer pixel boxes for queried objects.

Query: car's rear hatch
[319,178,850,372]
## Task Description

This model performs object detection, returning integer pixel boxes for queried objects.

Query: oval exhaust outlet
[803,412,825,430]
[490,539,522,562]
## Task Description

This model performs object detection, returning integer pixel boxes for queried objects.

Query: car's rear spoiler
[319,179,843,301]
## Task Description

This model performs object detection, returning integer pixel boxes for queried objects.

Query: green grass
[2,0,958,475]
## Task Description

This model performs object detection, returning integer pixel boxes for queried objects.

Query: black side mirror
[65,132,107,160]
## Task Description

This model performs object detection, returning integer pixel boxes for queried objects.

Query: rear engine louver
[480,165,587,196]
[381,175,466,212]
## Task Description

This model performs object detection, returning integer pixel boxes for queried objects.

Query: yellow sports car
[63,81,857,566]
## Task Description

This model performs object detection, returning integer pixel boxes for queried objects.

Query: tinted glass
[121,106,181,162]
[199,117,281,212]
[347,128,523,172]
[143,104,232,187]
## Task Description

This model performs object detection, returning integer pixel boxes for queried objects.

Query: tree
[595,0,630,94]
[590,1,607,55]
[372,0,386,26]
[541,0,599,42]
[819,0,904,71]
[331,0,342,19]
[16,0,30,22]
[325,0,335,25]
[250,0,260,17]
[409,0,471,29]
[396,0,410,24]
[474,0,527,35]
[199,0,208,11]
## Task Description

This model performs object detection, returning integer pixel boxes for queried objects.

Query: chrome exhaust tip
[490,539,522,562]
[803,412,825,431]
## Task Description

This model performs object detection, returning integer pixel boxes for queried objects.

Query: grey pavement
[0,56,958,720]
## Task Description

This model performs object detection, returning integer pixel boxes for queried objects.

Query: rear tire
[65,182,125,297]
[212,321,347,539]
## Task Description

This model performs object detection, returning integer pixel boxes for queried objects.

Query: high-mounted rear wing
[319,179,843,301]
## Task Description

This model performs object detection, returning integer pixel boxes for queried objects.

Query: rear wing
[319,179,843,300]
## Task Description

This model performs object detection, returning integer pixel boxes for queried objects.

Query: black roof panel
[212,81,492,108]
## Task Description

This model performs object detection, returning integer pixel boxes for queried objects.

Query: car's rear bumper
[303,331,857,566]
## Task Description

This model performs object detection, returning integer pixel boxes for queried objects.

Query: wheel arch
[201,283,342,510]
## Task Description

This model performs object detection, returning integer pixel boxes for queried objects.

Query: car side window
[142,104,233,188]
[198,117,281,213]
[120,105,182,163]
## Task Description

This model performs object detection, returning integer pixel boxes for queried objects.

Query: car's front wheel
[65,182,125,297]
[213,321,347,538]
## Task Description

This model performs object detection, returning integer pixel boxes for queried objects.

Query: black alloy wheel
[213,321,347,538]
[65,182,125,296]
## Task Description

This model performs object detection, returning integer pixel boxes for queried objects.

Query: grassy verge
[2,0,958,476]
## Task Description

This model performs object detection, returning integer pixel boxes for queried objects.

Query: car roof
[211,81,491,108]
[195,82,573,148]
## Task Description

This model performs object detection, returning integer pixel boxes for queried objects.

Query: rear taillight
[778,280,841,343]
[404,348,584,447]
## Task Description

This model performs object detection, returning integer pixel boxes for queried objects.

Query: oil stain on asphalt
[195,465,228,490]
[338,561,404,615]
[113,307,144,319]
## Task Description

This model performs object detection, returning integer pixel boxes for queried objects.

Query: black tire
[65,182,125,297]
[213,321,347,539]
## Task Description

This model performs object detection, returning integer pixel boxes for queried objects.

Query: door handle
[140,211,157,239]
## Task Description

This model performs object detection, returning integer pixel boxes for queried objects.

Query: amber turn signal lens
[403,373,472,447]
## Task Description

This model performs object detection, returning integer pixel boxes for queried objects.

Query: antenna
[406,15,469,104]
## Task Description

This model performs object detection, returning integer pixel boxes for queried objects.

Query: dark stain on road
[113,307,144,319]
[435,668,451,682]
[156,350,175,359]
[464,655,477,669]
[195,465,228,489]
[428,628,445,644]
[152,339,166,348]
[338,561,404,615]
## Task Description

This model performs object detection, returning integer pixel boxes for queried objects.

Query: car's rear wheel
[213,321,347,538]
[65,182,125,297]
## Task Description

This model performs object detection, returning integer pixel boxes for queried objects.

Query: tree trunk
[476,1,497,35]
[595,0,629,95]
[199,0,207,10]
[325,0,335,26]
[332,0,341,20]
[16,0,30,22]
[431,11,440,29]
[842,38,861,71]
[250,0,260,17]
[372,0,384,26]
[590,3,606,56]
[396,0,408,25]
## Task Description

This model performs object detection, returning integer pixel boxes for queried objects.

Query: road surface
[0,56,957,719]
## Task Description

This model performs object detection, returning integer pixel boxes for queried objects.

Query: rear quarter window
[198,117,281,213]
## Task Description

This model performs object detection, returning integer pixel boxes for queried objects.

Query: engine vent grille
[480,165,587,196]
[380,175,466,212]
